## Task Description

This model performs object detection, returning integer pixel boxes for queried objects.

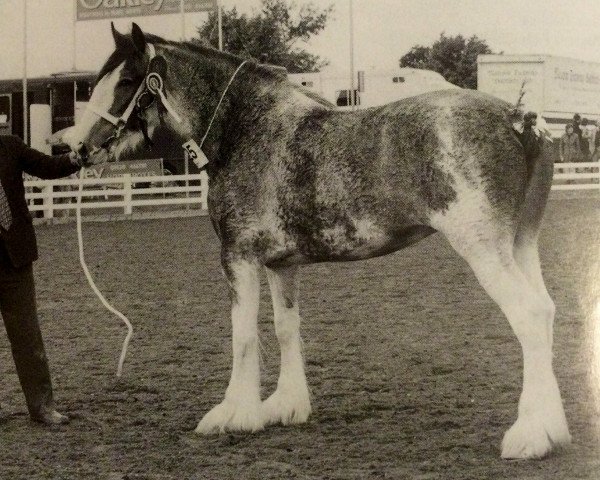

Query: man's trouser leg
[0,262,55,418]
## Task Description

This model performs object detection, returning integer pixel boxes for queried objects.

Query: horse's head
[64,23,168,164]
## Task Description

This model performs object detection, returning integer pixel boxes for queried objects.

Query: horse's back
[288,87,528,220]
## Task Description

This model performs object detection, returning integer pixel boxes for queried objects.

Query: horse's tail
[513,113,554,243]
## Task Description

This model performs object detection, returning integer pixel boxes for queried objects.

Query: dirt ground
[0,194,599,479]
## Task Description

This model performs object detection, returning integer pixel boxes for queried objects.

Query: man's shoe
[31,408,70,425]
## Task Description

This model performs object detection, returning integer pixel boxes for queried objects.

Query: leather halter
[86,44,182,150]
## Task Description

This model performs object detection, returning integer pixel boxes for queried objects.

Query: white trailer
[288,68,458,111]
[478,54,600,138]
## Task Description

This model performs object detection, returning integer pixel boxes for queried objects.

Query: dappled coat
[559,132,580,163]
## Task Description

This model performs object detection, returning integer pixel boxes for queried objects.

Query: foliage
[196,0,333,73]
[399,33,493,89]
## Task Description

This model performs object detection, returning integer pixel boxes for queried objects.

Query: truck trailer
[478,54,600,139]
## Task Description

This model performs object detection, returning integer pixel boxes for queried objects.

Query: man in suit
[0,134,87,424]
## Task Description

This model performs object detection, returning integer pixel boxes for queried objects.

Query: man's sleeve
[16,137,81,180]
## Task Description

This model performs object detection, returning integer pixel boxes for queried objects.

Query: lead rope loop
[76,172,133,377]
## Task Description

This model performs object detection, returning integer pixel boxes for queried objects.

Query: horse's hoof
[263,388,311,426]
[195,399,265,434]
[501,414,571,459]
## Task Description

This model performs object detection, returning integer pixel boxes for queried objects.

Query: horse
[63,23,571,459]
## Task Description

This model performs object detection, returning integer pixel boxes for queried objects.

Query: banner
[76,0,216,22]
[81,159,164,179]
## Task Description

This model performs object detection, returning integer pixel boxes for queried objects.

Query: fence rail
[25,172,209,219]
[552,162,600,191]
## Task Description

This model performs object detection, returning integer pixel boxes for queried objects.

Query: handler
[0,134,88,424]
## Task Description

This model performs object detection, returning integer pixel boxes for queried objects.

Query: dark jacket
[559,132,580,163]
[0,135,80,267]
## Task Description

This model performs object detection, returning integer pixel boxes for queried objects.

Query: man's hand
[68,143,90,168]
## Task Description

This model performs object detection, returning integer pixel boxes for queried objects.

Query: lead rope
[199,59,248,149]
[76,171,133,377]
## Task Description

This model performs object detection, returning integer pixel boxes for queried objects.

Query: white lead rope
[76,169,133,377]
[199,60,249,148]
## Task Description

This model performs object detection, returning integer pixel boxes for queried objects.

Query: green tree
[399,33,493,89]
[196,0,333,73]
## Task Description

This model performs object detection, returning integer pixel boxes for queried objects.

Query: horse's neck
[162,47,279,164]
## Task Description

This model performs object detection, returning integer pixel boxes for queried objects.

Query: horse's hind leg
[433,208,570,458]
[195,259,265,434]
[513,234,555,348]
[263,265,312,425]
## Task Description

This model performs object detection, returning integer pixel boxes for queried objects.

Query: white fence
[552,162,600,190]
[25,172,208,219]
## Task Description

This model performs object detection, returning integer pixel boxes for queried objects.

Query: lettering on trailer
[553,68,600,85]
[76,0,216,21]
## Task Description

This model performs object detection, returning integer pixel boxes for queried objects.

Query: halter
[85,43,182,150]
[86,42,248,169]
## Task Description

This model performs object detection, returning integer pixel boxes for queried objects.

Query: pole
[217,0,223,51]
[73,0,77,71]
[184,149,190,210]
[74,80,78,127]
[180,0,186,41]
[22,0,28,145]
[349,0,356,111]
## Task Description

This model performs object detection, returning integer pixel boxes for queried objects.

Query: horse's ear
[131,23,147,53]
[111,22,129,50]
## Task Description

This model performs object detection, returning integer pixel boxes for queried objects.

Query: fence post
[42,184,54,219]
[123,174,133,215]
[200,171,209,210]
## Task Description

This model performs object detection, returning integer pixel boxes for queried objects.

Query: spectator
[580,118,594,160]
[593,121,600,161]
[559,123,580,163]
[573,113,582,139]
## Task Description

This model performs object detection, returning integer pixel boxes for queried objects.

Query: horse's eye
[117,78,134,88]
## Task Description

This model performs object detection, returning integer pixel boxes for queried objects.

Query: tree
[399,34,493,89]
[196,0,333,73]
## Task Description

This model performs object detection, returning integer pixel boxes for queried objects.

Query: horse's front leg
[263,265,312,425]
[195,258,265,434]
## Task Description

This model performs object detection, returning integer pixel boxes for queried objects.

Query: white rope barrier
[76,168,133,377]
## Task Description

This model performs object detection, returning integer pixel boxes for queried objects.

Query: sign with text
[544,57,600,115]
[76,0,216,22]
[81,158,164,180]
[23,159,163,184]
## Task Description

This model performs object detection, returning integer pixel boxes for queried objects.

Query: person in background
[559,123,580,163]
[580,118,593,161]
[572,113,582,140]
[0,135,88,425]
[593,121,600,161]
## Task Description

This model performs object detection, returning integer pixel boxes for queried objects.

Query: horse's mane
[97,31,334,108]
[145,33,287,81]
[151,35,335,108]
[293,85,336,109]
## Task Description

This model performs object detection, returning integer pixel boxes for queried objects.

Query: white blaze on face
[63,63,125,151]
